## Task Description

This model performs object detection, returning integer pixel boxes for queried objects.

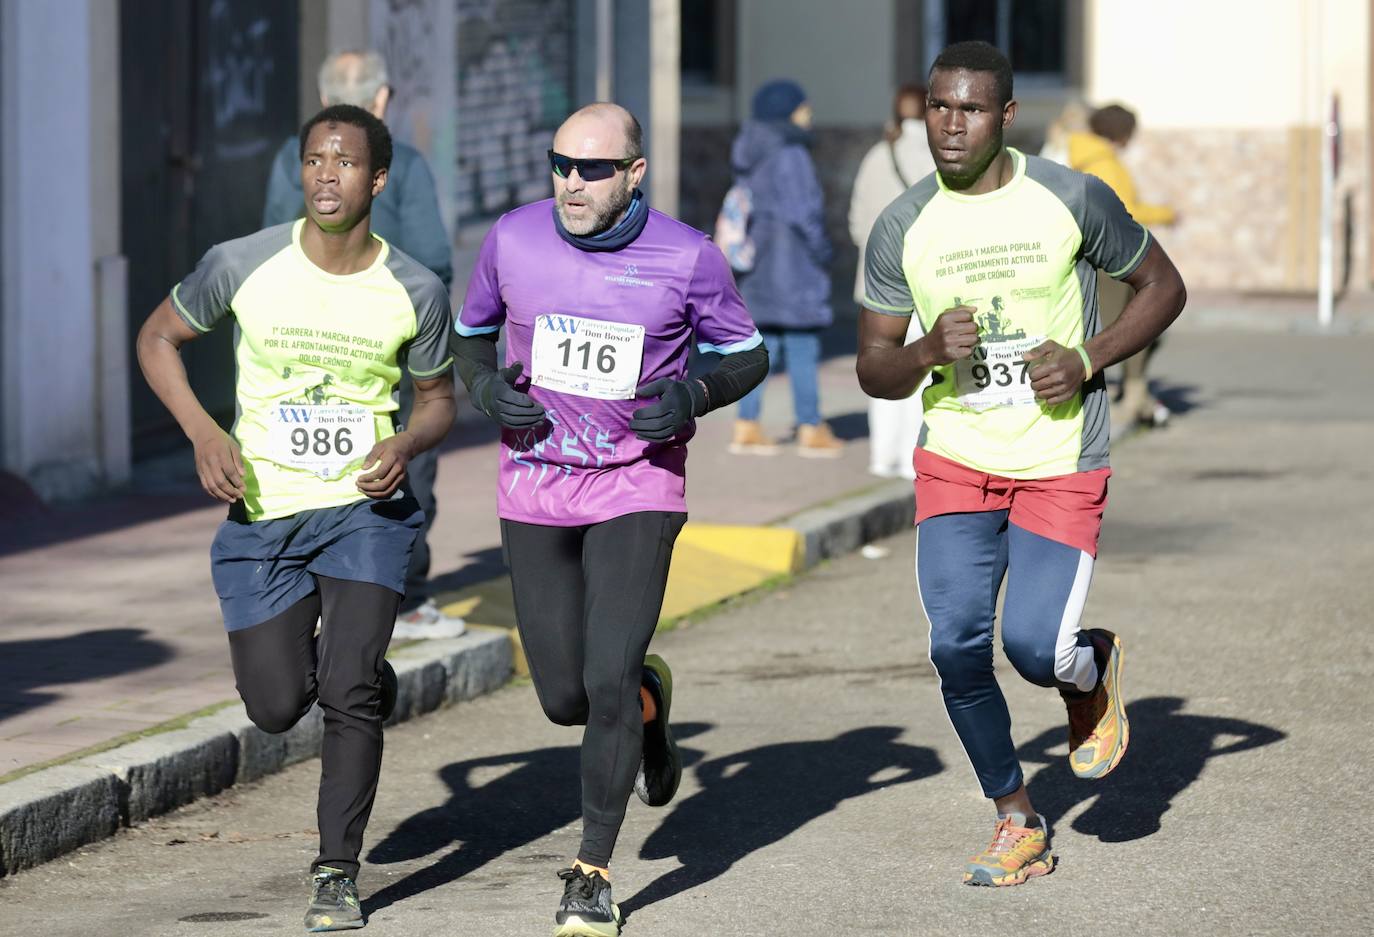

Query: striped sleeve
[1078,174,1151,280]
[862,200,916,316]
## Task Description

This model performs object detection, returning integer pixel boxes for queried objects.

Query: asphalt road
[1,328,1369,936]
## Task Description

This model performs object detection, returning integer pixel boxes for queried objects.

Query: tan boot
[729,419,779,455]
[797,422,843,458]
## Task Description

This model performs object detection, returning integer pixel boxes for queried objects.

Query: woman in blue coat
[729,80,843,457]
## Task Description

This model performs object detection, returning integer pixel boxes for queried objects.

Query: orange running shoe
[962,814,1054,886]
[1063,628,1130,779]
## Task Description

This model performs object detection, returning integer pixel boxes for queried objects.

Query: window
[940,0,1066,77]
[680,0,735,89]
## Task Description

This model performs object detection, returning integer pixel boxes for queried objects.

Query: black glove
[628,378,706,442]
[473,362,546,429]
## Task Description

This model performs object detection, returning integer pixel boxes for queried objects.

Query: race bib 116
[530,314,645,400]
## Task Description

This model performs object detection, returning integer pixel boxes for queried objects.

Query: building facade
[1,0,1367,503]
[0,0,677,503]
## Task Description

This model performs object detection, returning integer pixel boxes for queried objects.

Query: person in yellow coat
[1069,105,1177,428]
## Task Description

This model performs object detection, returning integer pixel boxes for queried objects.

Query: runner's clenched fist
[1024,340,1090,405]
[924,305,980,364]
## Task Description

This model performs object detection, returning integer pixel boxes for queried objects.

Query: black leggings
[227,575,400,879]
[502,511,686,868]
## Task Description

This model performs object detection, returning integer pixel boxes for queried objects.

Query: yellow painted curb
[675,522,803,577]
[435,522,801,680]
[438,579,527,676]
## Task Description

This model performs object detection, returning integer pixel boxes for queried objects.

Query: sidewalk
[0,348,887,781]
[1168,288,1374,333]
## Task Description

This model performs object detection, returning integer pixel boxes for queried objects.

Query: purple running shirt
[458,200,762,525]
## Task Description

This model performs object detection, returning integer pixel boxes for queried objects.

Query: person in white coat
[849,85,935,479]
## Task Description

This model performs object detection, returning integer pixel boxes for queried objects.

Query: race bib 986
[266,405,376,478]
[530,313,645,400]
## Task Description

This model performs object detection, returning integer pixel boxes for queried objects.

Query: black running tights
[501,511,686,868]
[227,575,400,879]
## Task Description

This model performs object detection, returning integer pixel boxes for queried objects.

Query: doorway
[120,0,299,456]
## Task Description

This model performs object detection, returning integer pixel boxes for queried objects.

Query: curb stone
[781,480,915,570]
[0,765,121,876]
[0,629,512,876]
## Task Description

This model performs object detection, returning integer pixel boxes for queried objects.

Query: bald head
[550,103,646,236]
[553,103,643,161]
[318,50,389,118]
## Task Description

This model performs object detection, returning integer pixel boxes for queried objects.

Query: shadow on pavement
[0,629,175,719]
[361,723,712,916]
[1149,380,1202,417]
[1018,695,1285,842]
[425,546,507,595]
[826,409,871,442]
[622,726,942,918]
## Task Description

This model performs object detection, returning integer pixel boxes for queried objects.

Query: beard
[557,175,635,236]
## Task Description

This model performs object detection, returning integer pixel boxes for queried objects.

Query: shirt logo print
[604,262,654,288]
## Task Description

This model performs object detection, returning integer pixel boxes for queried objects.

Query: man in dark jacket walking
[728,79,843,458]
[263,50,463,640]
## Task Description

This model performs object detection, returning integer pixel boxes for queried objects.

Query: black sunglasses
[548,150,636,182]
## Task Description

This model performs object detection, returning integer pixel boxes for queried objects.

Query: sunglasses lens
[549,151,623,182]
[577,161,615,182]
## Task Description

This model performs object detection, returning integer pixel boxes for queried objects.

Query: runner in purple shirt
[452,103,767,936]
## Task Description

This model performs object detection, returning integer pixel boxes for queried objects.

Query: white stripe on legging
[1054,549,1098,692]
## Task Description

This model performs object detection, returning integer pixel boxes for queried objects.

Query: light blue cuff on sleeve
[696,330,764,355]
[453,319,501,337]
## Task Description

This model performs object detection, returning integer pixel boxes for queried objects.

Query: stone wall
[452,0,574,222]
[1126,128,1369,294]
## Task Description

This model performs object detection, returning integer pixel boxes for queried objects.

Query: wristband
[1074,345,1094,381]
[696,379,711,414]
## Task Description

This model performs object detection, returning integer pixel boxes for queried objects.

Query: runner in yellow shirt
[137,104,455,931]
[857,41,1186,886]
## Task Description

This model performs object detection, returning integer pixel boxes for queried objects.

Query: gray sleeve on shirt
[386,252,455,380]
[170,225,293,333]
[1026,155,1151,280]
[861,174,937,316]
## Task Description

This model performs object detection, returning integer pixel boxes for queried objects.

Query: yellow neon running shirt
[171,219,454,520]
[862,149,1150,478]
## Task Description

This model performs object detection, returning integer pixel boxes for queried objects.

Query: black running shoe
[380,659,398,722]
[634,653,681,807]
[304,866,364,932]
[554,867,622,937]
